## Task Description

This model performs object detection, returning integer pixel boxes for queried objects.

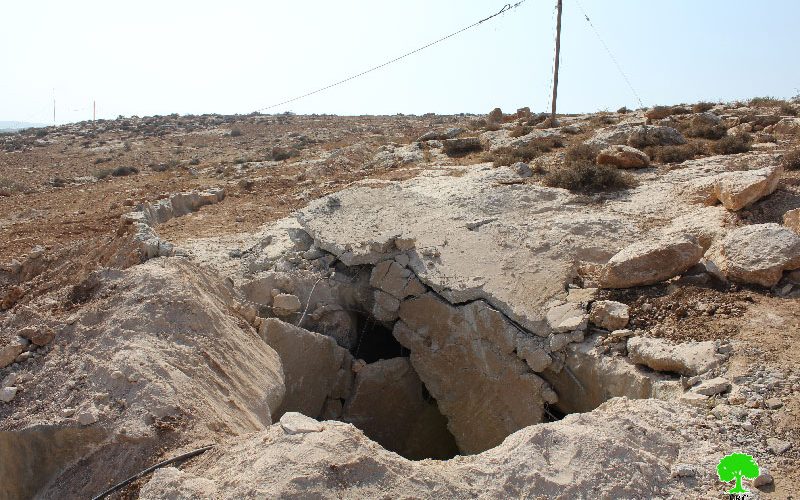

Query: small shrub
[486,137,563,167]
[123,141,132,151]
[189,158,200,165]
[93,157,112,165]
[564,143,600,164]
[0,178,26,196]
[111,166,139,177]
[35,129,48,138]
[509,125,531,138]
[749,96,782,108]
[692,102,715,113]
[543,161,635,193]
[713,133,752,155]
[783,149,800,170]
[272,146,299,161]
[645,106,673,120]
[94,168,113,179]
[230,128,243,137]
[484,122,502,132]
[616,106,629,114]
[685,120,726,140]
[645,143,701,164]
[50,177,68,188]
[779,102,798,116]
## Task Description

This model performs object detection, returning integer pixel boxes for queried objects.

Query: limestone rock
[18,326,55,346]
[587,124,686,148]
[259,318,351,419]
[77,406,99,426]
[0,386,18,403]
[0,336,29,369]
[713,165,782,211]
[372,290,400,322]
[512,162,533,177]
[418,127,462,141]
[394,293,556,453]
[773,117,800,135]
[515,335,551,372]
[692,377,731,396]
[369,260,426,300]
[599,233,705,289]
[342,357,458,460]
[678,392,709,408]
[785,208,800,234]
[596,145,650,169]
[589,301,629,331]
[566,287,598,305]
[753,472,774,488]
[272,293,302,316]
[707,223,800,287]
[627,337,724,376]
[546,302,588,333]
[766,437,791,455]
[279,412,323,435]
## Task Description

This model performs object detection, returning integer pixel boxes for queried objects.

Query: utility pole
[550,0,563,125]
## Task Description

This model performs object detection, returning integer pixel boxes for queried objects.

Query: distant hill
[0,121,47,132]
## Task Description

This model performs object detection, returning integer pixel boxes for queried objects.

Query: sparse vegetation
[485,137,563,167]
[509,125,531,138]
[0,178,27,196]
[779,102,797,116]
[713,133,752,155]
[94,168,113,180]
[692,102,715,113]
[564,143,600,164]
[230,128,243,137]
[645,143,701,164]
[543,161,635,193]
[783,149,800,170]
[111,166,139,177]
[749,96,783,107]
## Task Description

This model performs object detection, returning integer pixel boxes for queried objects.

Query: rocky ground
[1,100,799,499]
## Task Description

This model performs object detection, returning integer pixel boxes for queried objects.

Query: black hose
[91,445,214,500]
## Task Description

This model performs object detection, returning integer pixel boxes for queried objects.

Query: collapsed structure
[1,105,799,498]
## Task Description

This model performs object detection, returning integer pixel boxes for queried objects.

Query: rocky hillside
[1,98,799,498]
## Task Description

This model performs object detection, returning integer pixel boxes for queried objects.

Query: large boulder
[259,318,353,419]
[712,165,782,211]
[587,124,686,148]
[785,208,800,234]
[596,145,650,168]
[707,223,800,287]
[772,117,800,135]
[627,337,725,376]
[394,293,557,454]
[599,233,705,289]
[341,357,458,460]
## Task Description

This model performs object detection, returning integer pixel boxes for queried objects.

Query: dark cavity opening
[351,313,408,363]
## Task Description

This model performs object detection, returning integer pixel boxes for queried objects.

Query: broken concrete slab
[589,300,630,331]
[599,233,705,289]
[707,223,800,287]
[394,293,557,454]
[627,337,725,376]
[259,318,352,419]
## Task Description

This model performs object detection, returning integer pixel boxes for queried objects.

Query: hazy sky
[2,0,799,124]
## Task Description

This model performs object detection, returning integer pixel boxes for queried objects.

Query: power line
[255,1,529,113]
[572,0,644,109]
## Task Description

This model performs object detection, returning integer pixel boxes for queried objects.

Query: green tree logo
[717,453,760,494]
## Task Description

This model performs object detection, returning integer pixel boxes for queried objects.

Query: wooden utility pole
[550,0,563,124]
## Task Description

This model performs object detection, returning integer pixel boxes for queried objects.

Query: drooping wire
[254,1,530,113]
[572,0,644,109]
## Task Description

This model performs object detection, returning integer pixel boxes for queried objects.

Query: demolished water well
[234,222,680,459]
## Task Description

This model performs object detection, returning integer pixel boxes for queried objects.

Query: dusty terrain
[1,100,799,499]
